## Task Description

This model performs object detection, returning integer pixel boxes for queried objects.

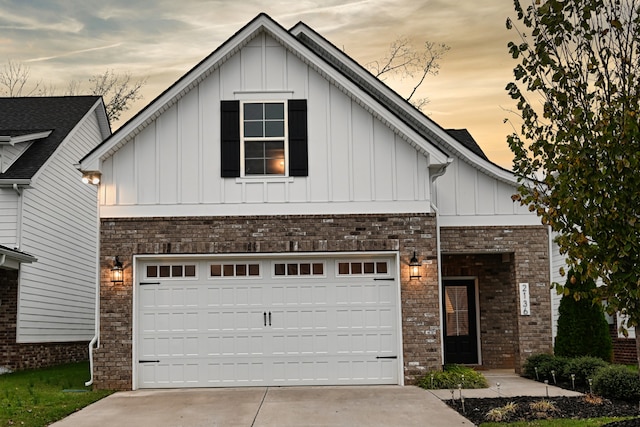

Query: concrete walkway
[51,371,580,427]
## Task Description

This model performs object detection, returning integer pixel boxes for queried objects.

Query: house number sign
[519,282,530,316]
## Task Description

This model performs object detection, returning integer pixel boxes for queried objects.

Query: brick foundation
[0,269,89,372]
[610,323,638,365]
[440,226,553,373]
[95,214,440,390]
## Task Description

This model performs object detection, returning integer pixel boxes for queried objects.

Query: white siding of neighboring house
[0,189,19,247]
[1,142,33,173]
[16,109,101,343]
[434,158,539,226]
[98,33,432,218]
[550,234,565,339]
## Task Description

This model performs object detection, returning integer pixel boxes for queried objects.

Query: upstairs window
[242,102,286,175]
[221,99,308,178]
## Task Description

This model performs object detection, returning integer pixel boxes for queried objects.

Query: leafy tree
[366,36,450,110]
[0,61,146,124]
[505,0,640,359]
[555,269,612,362]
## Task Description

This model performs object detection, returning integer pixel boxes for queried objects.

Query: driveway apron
[50,386,471,427]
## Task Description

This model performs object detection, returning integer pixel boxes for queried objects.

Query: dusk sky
[0,1,522,168]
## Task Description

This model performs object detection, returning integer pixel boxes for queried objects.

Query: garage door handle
[268,311,272,326]
[264,312,267,326]
[139,360,160,363]
[376,356,397,359]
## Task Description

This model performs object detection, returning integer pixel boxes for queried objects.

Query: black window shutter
[220,100,240,177]
[288,99,308,177]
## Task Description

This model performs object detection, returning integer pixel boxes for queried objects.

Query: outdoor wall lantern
[111,256,124,283]
[409,251,421,280]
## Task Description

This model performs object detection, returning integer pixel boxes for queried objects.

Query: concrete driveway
[50,386,472,426]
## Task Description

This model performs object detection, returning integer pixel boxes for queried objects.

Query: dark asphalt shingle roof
[445,129,489,161]
[0,96,101,180]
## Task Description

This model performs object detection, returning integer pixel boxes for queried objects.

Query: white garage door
[136,254,400,388]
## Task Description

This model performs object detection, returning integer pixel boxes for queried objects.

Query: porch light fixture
[81,171,101,185]
[111,256,124,283]
[409,251,421,280]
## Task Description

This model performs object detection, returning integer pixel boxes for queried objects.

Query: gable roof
[0,96,109,181]
[289,21,518,185]
[80,13,452,171]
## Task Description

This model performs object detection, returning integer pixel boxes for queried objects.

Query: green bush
[418,364,488,389]
[554,270,613,362]
[563,356,608,386]
[592,364,640,401]
[523,353,569,382]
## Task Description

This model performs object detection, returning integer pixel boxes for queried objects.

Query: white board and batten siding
[134,253,401,389]
[16,110,103,343]
[98,33,431,218]
[435,158,540,227]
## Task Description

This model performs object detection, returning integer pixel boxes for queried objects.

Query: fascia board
[0,131,52,146]
[290,23,520,186]
[81,14,449,171]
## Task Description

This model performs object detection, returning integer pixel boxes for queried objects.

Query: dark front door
[443,279,478,364]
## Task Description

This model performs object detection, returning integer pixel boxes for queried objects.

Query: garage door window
[210,263,260,278]
[337,261,388,276]
[274,262,324,276]
[146,264,196,279]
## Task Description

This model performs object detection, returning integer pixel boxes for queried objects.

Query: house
[0,96,111,372]
[79,14,553,390]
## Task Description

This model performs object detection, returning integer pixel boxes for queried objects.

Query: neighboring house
[0,97,111,372]
[79,14,553,390]
[550,240,637,364]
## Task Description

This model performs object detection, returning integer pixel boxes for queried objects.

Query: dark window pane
[236,264,247,276]
[376,262,388,274]
[244,121,263,137]
[287,263,298,275]
[223,264,234,276]
[185,265,196,277]
[245,159,264,175]
[338,263,349,275]
[211,264,222,276]
[364,262,375,274]
[351,262,362,274]
[265,103,284,119]
[275,263,285,276]
[244,103,263,120]
[300,263,311,275]
[245,141,264,158]
[265,121,284,137]
[172,265,183,277]
[265,141,284,158]
[313,263,324,275]
[159,266,170,277]
[249,264,260,276]
[147,266,158,278]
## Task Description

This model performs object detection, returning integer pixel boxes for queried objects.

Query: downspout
[13,184,23,249]
[429,159,453,367]
[85,187,101,387]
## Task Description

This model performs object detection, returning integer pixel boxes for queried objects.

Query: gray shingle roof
[0,96,101,180]
[445,129,489,161]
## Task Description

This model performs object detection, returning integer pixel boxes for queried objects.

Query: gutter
[429,159,453,367]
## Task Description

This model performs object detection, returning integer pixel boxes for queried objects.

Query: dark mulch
[445,395,640,426]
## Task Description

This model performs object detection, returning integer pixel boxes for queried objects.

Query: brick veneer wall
[440,226,552,373]
[609,323,638,365]
[0,270,88,372]
[442,253,516,369]
[95,214,440,390]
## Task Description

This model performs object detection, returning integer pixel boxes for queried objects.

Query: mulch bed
[445,394,640,426]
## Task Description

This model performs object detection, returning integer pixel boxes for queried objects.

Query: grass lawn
[0,362,113,427]
[481,417,635,426]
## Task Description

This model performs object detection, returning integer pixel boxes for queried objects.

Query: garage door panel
[137,255,399,388]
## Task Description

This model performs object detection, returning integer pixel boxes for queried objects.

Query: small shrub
[563,356,608,386]
[529,399,558,419]
[592,364,640,401]
[485,402,518,422]
[417,364,488,389]
[523,353,568,382]
[583,393,604,405]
